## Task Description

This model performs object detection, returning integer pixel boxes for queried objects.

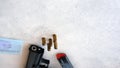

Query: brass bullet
[47,43,51,51]
[53,34,58,49]
[47,38,52,51]
[42,37,46,46]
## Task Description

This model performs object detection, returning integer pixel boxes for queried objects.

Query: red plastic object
[56,53,66,59]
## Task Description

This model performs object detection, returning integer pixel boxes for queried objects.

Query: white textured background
[0,0,120,68]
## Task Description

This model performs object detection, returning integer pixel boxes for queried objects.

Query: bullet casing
[47,38,52,51]
[42,37,46,46]
[53,34,58,49]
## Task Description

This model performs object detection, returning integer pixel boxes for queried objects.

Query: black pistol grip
[39,58,50,68]
[26,44,44,68]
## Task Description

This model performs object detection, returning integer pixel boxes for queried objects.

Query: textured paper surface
[0,0,120,68]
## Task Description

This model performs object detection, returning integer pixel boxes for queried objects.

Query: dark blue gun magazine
[56,53,73,68]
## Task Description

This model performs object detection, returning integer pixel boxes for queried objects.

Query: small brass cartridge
[53,34,58,49]
[47,43,51,51]
[42,37,46,46]
[47,38,52,51]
